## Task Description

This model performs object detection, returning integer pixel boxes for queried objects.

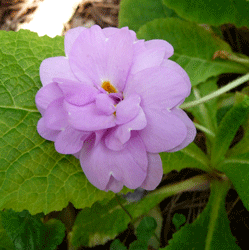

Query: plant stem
[194,122,215,137]
[180,73,249,109]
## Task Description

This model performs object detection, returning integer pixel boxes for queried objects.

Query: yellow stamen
[102,81,117,93]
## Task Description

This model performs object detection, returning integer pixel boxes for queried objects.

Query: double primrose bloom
[35,25,196,192]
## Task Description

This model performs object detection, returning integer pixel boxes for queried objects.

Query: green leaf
[219,153,249,210]
[129,241,148,250]
[70,197,131,248]
[0,215,14,250]
[226,92,249,157]
[160,142,211,173]
[130,216,157,250]
[0,210,43,250]
[42,219,66,250]
[110,239,127,250]
[0,29,115,214]
[211,95,249,167]
[137,18,248,86]
[118,0,167,32]
[164,180,239,250]
[172,213,186,231]
[136,217,157,242]
[0,209,65,250]
[162,0,249,28]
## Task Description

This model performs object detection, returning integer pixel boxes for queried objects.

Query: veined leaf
[0,29,115,214]
[137,18,248,86]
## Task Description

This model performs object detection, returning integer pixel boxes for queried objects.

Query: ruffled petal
[55,78,98,106]
[104,176,123,193]
[130,40,174,75]
[64,26,86,56]
[65,101,116,131]
[105,108,147,151]
[80,132,148,190]
[69,25,134,91]
[145,39,174,59]
[40,57,78,86]
[115,94,141,125]
[161,59,191,95]
[124,66,190,110]
[167,108,196,152]
[140,153,163,190]
[54,126,90,154]
[37,117,60,141]
[95,93,116,115]
[44,97,68,130]
[138,108,187,153]
[35,82,63,115]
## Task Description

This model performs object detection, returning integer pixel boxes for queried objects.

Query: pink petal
[95,93,116,115]
[64,26,86,56]
[37,117,60,141]
[55,78,98,106]
[54,126,90,154]
[138,108,187,153]
[140,153,163,190]
[167,108,196,152]
[115,94,141,125]
[124,66,191,110]
[161,59,191,93]
[130,40,174,75]
[44,98,68,130]
[145,39,174,59]
[104,176,123,193]
[64,101,116,131]
[40,57,78,86]
[79,132,148,190]
[69,25,134,91]
[35,82,63,115]
[105,108,147,151]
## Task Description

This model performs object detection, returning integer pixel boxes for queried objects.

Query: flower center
[102,81,117,93]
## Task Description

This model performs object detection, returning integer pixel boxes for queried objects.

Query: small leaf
[160,142,211,173]
[165,180,239,250]
[110,239,128,250]
[129,240,148,250]
[137,18,248,86]
[42,219,66,250]
[172,213,186,231]
[162,0,249,28]
[211,94,249,167]
[136,217,157,242]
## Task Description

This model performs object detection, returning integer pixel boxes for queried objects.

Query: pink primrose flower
[35,25,196,192]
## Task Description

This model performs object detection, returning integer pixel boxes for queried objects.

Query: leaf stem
[115,194,133,221]
[149,174,210,198]
[193,122,215,137]
[180,73,249,109]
